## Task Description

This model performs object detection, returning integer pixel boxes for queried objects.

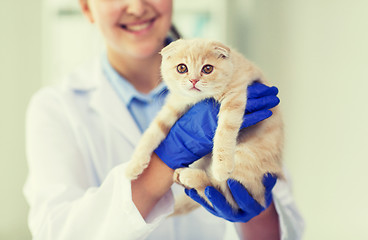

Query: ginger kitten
[125,39,284,213]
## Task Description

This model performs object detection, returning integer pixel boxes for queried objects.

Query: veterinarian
[24,0,304,239]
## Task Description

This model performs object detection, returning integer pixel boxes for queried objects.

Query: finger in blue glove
[241,110,272,129]
[247,82,279,98]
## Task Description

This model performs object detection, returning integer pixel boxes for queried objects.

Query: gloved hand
[185,173,277,222]
[154,82,280,169]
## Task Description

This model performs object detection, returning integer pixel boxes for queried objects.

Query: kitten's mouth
[189,87,201,92]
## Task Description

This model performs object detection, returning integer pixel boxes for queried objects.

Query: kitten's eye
[177,64,188,74]
[202,65,214,74]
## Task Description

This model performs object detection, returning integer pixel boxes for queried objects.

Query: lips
[120,18,155,33]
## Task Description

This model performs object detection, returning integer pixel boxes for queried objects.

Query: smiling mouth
[120,19,155,32]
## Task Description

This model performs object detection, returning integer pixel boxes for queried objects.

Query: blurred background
[1,0,367,239]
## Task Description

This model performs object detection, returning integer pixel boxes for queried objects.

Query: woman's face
[80,0,173,60]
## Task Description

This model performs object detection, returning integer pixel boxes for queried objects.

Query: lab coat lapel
[89,60,142,147]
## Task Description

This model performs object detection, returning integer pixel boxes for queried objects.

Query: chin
[134,45,162,59]
[125,37,164,59]
[179,90,208,101]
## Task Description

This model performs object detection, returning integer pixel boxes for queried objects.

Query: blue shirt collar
[101,53,168,106]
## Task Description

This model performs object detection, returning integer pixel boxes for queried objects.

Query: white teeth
[125,22,151,32]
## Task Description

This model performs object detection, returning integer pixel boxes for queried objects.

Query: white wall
[239,0,368,239]
[0,1,42,239]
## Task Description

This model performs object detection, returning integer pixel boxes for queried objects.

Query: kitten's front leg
[212,92,247,182]
[125,95,190,180]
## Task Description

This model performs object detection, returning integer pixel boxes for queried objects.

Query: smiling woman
[23,0,303,239]
[80,0,172,58]
[78,0,173,93]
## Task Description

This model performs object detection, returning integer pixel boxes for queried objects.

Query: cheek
[165,72,186,89]
[91,2,120,29]
[151,0,173,23]
[151,0,173,12]
[201,73,224,90]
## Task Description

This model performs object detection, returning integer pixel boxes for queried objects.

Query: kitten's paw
[174,168,195,188]
[173,169,182,185]
[125,163,142,180]
[125,160,150,180]
[174,168,210,189]
[125,151,152,180]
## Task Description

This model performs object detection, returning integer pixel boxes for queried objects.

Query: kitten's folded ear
[160,39,184,59]
[212,42,231,59]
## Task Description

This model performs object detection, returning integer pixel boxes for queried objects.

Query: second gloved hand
[154,82,279,169]
[185,174,277,222]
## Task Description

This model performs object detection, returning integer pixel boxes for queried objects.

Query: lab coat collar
[63,59,100,91]
[66,58,142,146]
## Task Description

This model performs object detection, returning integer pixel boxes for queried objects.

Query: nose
[125,0,146,16]
[189,79,199,86]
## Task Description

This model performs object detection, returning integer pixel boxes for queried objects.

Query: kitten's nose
[189,79,199,86]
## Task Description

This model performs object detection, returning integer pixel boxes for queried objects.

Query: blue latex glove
[154,82,280,169]
[185,174,277,222]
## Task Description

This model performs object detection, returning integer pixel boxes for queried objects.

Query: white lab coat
[24,58,304,240]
